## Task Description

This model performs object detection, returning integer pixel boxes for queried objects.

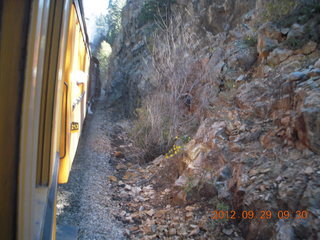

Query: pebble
[189,227,200,236]
[109,175,118,182]
[304,167,314,175]
[146,209,155,217]
[169,228,177,235]
[185,205,196,211]
[223,228,234,236]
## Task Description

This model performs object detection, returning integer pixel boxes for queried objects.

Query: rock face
[106,0,320,239]
[105,0,258,114]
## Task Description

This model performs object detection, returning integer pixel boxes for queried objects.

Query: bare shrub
[130,13,213,161]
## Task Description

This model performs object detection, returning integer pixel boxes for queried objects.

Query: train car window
[60,82,68,159]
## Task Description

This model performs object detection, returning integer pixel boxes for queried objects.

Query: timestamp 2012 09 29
[210,210,308,220]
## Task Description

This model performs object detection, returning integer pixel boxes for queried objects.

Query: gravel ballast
[57,97,126,240]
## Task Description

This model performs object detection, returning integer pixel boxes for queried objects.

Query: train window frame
[36,0,64,187]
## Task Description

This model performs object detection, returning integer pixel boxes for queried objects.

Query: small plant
[164,135,191,158]
[138,0,175,26]
[183,176,194,193]
[262,0,298,21]
[180,135,191,144]
[164,143,182,158]
[209,199,230,225]
[243,35,257,47]
[225,79,237,90]
[216,202,230,211]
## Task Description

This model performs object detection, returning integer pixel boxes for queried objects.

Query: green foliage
[165,144,182,159]
[97,41,112,81]
[262,0,298,21]
[283,37,308,50]
[216,202,230,211]
[181,135,191,144]
[225,79,237,90]
[243,35,257,47]
[183,176,195,194]
[105,1,123,44]
[93,0,124,50]
[138,0,175,26]
[208,198,230,225]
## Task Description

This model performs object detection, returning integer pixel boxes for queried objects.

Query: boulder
[257,36,278,59]
[267,48,293,66]
[295,92,320,154]
[258,22,283,41]
[228,47,258,71]
[287,23,305,40]
[295,41,318,55]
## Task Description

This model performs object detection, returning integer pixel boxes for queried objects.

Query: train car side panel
[0,1,32,239]
[58,3,91,184]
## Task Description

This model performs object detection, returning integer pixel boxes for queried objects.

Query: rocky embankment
[103,0,320,239]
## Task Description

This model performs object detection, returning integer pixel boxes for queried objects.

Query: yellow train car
[0,0,97,239]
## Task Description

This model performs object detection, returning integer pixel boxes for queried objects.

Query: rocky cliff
[105,0,320,239]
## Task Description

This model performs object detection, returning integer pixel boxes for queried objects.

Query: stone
[292,218,312,239]
[116,163,127,170]
[123,171,138,180]
[143,225,155,235]
[306,69,320,78]
[109,175,118,182]
[189,227,200,236]
[267,48,293,66]
[281,60,303,73]
[177,226,188,236]
[249,169,258,176]
[186,212,193,218]
[146,209,155,217]
[314,58,320,68]
[287,71,307,81]
[129,226,139,232]
[219,165,233,180]
[222,227,234,235]
[301,41,317,55]
[236,74,245,82]
[114,151,124,158]
[168,228,177,236]
[295,92,320,154]
[229,142,243,152]
[154,209,167,218]
[228,47,258,71]
[257,36,278,59]
[276,220,295,240]
[259,22,283,41]
[185,205,196,211]
[287,23,305,40]
[304,167,314,175]
[281,28,290,35]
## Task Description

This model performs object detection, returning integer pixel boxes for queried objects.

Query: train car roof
[74,0,92,57]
